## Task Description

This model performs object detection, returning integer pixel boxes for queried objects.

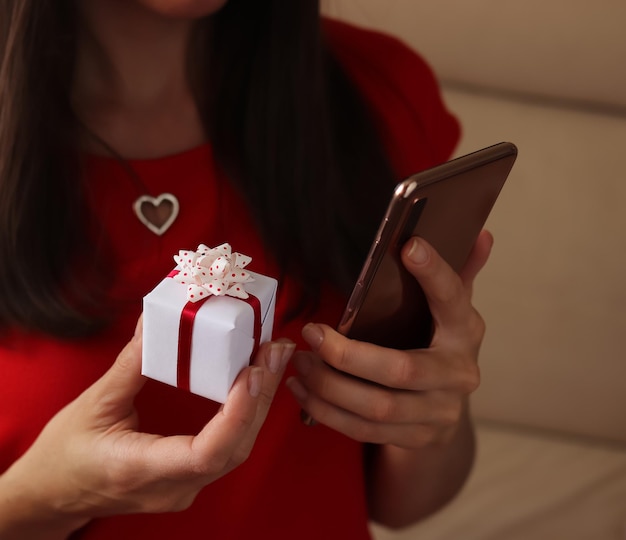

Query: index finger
[189,340,294,474]
[302,323,467,392]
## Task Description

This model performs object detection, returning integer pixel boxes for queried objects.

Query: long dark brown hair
[0,0,394,337]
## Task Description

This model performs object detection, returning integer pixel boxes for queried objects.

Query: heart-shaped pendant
[133,193,180,236]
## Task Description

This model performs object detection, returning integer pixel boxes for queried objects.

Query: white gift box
[142,269,277,403]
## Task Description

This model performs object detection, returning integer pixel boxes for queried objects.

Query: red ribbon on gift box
[168,270,262,392]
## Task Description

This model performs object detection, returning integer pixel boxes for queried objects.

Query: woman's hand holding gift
[0,317,294,539]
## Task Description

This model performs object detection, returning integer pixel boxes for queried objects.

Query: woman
[0,0,491,538]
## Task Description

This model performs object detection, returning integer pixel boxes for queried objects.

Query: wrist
[0,466,90,540]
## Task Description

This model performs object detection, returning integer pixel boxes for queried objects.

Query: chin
[137,0,229,19]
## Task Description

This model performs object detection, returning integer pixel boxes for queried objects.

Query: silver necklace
[83,127,179,236]
[133,192,179,236]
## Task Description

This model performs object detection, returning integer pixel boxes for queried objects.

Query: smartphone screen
[337,142,518,350]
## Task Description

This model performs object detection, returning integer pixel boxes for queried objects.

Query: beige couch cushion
[371,422,626,540]
[324,0,626,109]
[443,86,626,443]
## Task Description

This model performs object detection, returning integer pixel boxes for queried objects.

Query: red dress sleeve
[324,18,461,179]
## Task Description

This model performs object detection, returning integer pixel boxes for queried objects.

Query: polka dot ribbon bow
[172,243,255,302]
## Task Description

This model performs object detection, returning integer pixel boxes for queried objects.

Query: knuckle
[370,391,397,423]
[225,445,252,471]
[147,491,198,514]
[348,420,379,445]
[389,351,420,388]
[234,443,253,466]
[151,495,182,514]
[102,457,142,498]
[410,425,437,448]
[169,493,197,513]
[192,452,230,477]
[440,400,463,427]
[460,363,481,394]
[257,385,277,409]
[431,278,464,306]
[468,309,486,344]
[330,340,353,373]
[114,345,134,372]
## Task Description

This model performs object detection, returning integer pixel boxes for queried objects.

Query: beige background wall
[323,0,626,109]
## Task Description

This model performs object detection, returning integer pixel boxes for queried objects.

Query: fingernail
[268,342,295,374]
[282,342,296,367]
[300,410,317,426]
[302,323,324,351]
[248,367,263,397]
[407,238,428,265]
[268,344,285,374]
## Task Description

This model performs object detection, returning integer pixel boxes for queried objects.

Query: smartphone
[337,141,518,350]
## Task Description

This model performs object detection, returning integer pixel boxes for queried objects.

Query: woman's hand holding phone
[286,231,492,449]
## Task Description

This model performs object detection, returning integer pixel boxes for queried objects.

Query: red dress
[0,19,459,539]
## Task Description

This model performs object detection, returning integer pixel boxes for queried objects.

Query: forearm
[365,402,476,529]
[0,466,88,540]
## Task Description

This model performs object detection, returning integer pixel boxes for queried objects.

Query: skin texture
[0,0,493,535]
[72,0,214,158]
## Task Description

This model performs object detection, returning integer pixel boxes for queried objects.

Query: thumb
[87,315,147,414]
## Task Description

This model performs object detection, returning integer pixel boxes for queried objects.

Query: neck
[72,1,206,158]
